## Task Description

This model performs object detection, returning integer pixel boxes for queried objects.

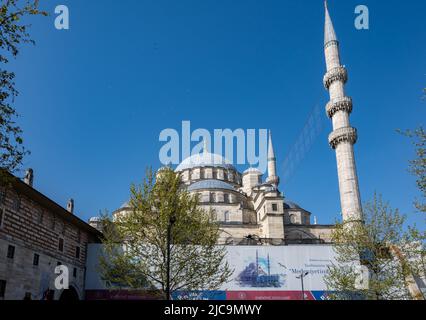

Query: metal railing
[219,237,329,246]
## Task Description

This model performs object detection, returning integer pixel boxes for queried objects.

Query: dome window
[224,193,229,203]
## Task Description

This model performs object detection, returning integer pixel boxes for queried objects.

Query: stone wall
[0,181,99,300]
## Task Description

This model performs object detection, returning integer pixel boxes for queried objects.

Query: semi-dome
[175,152,235,172]
[243,167,263,175]
[187,180,235,192]
[120,201,130,209]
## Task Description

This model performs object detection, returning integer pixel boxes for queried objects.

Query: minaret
[323,1,363,222]
[266,130,280,188]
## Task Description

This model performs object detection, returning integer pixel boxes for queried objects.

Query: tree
[398,86,426,213]
[0,1,47,178]
[399,127,426,213]
[325,194,425,300]
[99,167,232,300]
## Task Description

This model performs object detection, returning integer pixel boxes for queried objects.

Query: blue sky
[8,0,426,228]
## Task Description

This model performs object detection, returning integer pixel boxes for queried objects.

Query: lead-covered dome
[175,152,235,172]
[187,179,236,192]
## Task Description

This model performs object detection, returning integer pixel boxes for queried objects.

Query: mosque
[82,1,370,300]
[112,132,335,245]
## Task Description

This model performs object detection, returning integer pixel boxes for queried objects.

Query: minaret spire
[324,0,338,46]
[266,130,279,188]
[268,130,275,161]
[323,2,363,223]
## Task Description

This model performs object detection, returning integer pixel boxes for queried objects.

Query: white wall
[85,244,337,292]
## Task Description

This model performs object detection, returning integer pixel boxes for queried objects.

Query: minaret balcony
[326,96,353,118]
[324,40,339,49]
[323,66,348,89]
[328,127,358,149]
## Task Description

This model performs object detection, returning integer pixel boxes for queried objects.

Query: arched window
[210,193,216,203]
[224,193,229,203]
[228,172,234,182]
[224,211,230,223]
[290,214,297,224]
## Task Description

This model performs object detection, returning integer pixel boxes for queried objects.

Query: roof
[284,200,302,210]
[187,179,236,192]
[3,171,102,240]
[175,152,235,172]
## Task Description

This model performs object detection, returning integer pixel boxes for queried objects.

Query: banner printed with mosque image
[235,250,286,289]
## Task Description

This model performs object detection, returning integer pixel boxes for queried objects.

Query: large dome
[175,152,235,172]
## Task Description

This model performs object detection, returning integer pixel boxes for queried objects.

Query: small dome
[176,152,235,172]
[187,180,235,192]
[89,216,101,223]
[120,201,131,209]
[243,168,262,175]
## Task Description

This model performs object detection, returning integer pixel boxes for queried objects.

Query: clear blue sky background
[9,0,426,228]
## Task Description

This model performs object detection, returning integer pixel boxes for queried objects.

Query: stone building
[0,170,101,300]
